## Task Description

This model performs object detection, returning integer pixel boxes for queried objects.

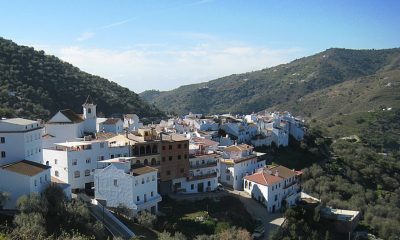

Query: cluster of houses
[0,96,306,217]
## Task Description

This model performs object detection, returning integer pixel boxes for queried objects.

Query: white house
[97,118,124,134]
[0,160,51,209]
[43,140,128,191]
[94,159,161,216]
[0,118,43,165]
[180,139,220,193]
[222,122,258,144]
[219,144,265,190]
[124,114,143,131]
[43,109,85,148]
[0,118,51,209]
[244,165,302,213]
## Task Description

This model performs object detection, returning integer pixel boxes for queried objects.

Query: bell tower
[82,95,97,120]
[82,95,97,133]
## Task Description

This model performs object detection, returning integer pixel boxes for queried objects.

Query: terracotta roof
[96,132,117,140]
[191,137,219,147]
[131,164,157,176]
[161,133,188,142]
[244,165,302,186]
[102,118,121,125]
[59,109,84,123]
[244,171,282,186]
[265,165,301,178]
[2,160,50,176]
[224,144,253,152]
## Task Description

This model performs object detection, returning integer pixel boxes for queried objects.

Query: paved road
[228,190,284,240]
[78,193,133,240]
[89,204,133,240]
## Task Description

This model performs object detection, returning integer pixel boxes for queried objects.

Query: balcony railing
[187,172,218,181]
[189,161,218,169]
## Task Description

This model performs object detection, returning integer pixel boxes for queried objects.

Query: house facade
[243,165,302,212]
[219,144,265,190]
[94,159,161,217]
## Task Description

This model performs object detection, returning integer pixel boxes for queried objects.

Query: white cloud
[39,38,306,93]
[76,32,95,42]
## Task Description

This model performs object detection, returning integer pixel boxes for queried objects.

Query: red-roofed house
[243,165,302,212]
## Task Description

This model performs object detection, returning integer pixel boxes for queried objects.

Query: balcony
[187,172,218,181]
[283,181,299,190]
[189,161,218,170]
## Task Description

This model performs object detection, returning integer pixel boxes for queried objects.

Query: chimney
[274,170,279,177]
[125,130,128,138]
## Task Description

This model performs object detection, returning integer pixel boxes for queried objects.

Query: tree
[0,192,10,209]
[13,212,46,239]
[16,193,48,215]
[158,231,187,240]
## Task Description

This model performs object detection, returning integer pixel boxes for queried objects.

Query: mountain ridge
[0,37,165,122]
[140,47,400,117]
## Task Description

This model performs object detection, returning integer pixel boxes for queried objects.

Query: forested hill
[140,47,400,116]
[0,37,165,121]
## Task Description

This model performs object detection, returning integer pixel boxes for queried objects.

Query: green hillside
[140,48,400,116]
[0,37,164,121]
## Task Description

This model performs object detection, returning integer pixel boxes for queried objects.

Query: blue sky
[1,0,399,92]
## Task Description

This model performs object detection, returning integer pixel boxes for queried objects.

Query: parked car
[216,183,225,191]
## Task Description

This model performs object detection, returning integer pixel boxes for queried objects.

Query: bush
[137,211,157,228]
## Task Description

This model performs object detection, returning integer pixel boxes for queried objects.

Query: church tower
[82,95,97,133]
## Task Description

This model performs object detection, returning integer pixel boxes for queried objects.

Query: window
[178,155,181,160]
[54,159,58,164]
[177,144,181,149]
[152,175,155,181]
[72,159,77,166]
[137,196,140,202]
[168,156,172,161]
[184,154,188,159]
[111,154,114,159]
[208,181,211,186]
[191,184,194,190]
[86,158,91,164]
[162,146,166,150]
[1,151,5,158]
[184,143,187,148]
[151,191,154,197]
[45,161,49,166]
[85,170,90,176]
[74,171,80,178]
[88,108,91,114]
[142,178,145,184]
[34,180,37,186]
[40,177,42,183]
[274,195,278,201]
[180,168,184,173]
[55,171,59,177]
[146,177,150,182]
[169,145,172,150]
[100,142,105,148]
[113,179,118,186]
[166,170,171,176]
[226,175,230,181]
[0,137,5,143]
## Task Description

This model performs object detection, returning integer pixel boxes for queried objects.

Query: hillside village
[0,96,363,239]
